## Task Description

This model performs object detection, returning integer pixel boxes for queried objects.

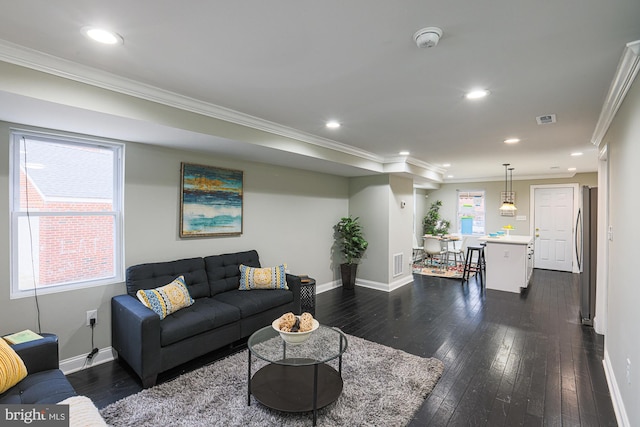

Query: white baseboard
[388,275,414,291]
[60,347,116,375]
[356,275,412,292]
[603,348,630,427]
[316,280,341,294]
[355,278,389,292]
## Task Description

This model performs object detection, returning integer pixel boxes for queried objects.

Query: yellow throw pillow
[0,338,28,394]
[238,264,288,290]
[136,275,194,320]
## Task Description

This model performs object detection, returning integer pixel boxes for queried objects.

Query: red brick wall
[19,172,115,287]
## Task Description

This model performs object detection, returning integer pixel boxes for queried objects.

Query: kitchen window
[457,191,485,235]
[10,129,124,298]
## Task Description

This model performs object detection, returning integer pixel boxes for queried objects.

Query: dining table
[422,234,461,269]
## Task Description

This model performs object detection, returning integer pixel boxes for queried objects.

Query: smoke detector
[414,27,443,48]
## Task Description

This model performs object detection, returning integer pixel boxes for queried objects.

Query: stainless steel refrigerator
[576,186,597,326]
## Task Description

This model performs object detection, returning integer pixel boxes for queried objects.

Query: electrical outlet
[86,309,97,327]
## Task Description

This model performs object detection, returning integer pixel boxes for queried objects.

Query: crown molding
[0,40,383,163]
[591,40,640,147]
[384,156,445,173]
[444,172,578,184]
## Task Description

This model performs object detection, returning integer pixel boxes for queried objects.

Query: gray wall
[602,73,640,425]
[388,175,414,283]
[0,121,349,359]
[348,175,390,284]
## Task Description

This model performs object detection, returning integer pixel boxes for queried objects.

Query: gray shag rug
[100,335,444,426]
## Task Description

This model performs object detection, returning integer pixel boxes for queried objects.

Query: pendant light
[499,163,517,212]
[509,167,517,211]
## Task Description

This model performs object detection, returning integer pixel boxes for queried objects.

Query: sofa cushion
[204,250,261,296]
[0,369,76,404]
[239,264,289,290]
[136,276,194,320]
[126,257,210,299]
[0,339,28,394]
[213,289,293,318]
[159,298,241,347]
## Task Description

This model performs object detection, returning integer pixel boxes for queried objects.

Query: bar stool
[462,245,485,290]
[479,242,487,272]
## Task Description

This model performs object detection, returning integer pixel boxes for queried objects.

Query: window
[10,130,124,298]
[457,191,485,235]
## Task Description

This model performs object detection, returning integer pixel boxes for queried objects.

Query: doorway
[531,184,579,272]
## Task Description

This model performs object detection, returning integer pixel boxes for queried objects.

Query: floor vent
[536,114,557,125]
[393,253,404,277]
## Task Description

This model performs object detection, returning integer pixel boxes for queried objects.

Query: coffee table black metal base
[247,325,347,426]
[251,361,342,411]
[249,358,343,425]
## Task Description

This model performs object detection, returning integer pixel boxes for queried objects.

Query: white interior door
[533,187,574,272]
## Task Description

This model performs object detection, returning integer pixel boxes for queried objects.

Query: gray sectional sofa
[111,249,302,388]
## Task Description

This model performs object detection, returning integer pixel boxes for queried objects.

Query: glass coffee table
[247,324,348,426]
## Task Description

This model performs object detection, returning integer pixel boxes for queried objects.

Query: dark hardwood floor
[67,270,616,426]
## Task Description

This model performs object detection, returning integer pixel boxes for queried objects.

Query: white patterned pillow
[136,275,194,319]
[238,264,288,290]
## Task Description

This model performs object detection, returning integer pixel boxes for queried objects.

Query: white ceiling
[0,1,639,184]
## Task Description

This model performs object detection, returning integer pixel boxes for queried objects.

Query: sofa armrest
[286,274,302,315]
[111,294,161,387]
[11,333,59,374]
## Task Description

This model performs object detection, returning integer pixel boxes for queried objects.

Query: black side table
[300,278,316,315]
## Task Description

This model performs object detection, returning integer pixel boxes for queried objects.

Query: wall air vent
[393,253,404,277]
[536,114,557,125]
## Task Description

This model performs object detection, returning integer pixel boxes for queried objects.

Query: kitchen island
[478,235,534,293]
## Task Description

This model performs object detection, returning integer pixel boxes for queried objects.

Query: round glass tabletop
[248,324,348,366]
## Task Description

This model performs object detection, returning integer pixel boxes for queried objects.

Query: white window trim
[9,128,125,299]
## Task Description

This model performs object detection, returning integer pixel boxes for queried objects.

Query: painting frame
[179,162,243,237]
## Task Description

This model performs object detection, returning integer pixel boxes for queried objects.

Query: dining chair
[412,234,424,264]
[446,236,468,268]
[423,236,447,268]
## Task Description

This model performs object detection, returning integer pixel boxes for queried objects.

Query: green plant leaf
[335,216,368,264]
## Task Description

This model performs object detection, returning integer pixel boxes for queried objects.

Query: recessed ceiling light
[568,167,577,171]
[82,26,124,45]
[504,138,520,144]
[447,175,454,178]
[326,120,341,129]
[399,151,410,156]
[442,163,451,167]
[571,152,583,156]
[465,89,489,100]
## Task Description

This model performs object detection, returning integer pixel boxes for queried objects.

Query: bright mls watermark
[1,405,69,426]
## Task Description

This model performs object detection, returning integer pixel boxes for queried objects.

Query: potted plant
[334,216,368,290]
[423,200,451,236]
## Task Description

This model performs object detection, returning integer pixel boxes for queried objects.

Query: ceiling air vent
[536,114,556,125]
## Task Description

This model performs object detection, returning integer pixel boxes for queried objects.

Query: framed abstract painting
[180,163,243,237]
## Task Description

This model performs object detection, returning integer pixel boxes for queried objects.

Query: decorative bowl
[272,317,320,345]
[489,233,498,237]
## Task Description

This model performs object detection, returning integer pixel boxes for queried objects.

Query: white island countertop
[478,235,533,245]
